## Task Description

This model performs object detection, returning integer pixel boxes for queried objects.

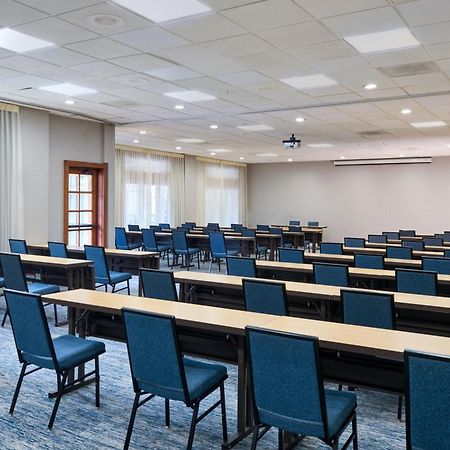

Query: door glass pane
[80,174,92,192]
[68,231,79,247]
[80,212,92,225]
[80,229,92,246]
[68,212,79,226]
[68,193,79,211]
[80,193,92,210]
[69,174,79,191]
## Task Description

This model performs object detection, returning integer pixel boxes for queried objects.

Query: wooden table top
[343,246,444,258]
[29,244,159,258]
[18,253,91,267]
[366,241,450,252]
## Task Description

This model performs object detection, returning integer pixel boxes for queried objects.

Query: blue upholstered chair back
[423,237,443,247]
[231,223,242,229]
[140,269,178,301]
[246,327,327,438]
[9,239,28,254]
[386,246,412,260]
[289,220,300,226]
[243,279,288,316]
[288,226,301,232]
[48,242,68,258]
[159,223,171,230]
[269,227,282,235]
[226,257,256,277]
[382,231,400,240]
[122,309,187,402]
[405,351,450,450]
[209,231,227,256]
[115,227,129,249]
[368,234,387,243]
[422,257,450,275]
[4,290,56,369]
[84,245,109,281]
[183,222,195,230]
[399,230,416,237]
[396,269,437,296]
[445,249,450,259]
[241,228,256,238]
[402,240,424,251]
[256,225,269,231]
[279,248,304,263]
[142,228,158,252]
[354,253,384,269]
[150,225,161,232]
[0,253,28,291]
[172,230,189,252]
[341,290,395,329]
[308,221,319,226]
[207,223,220,231]
[320,242,343,255]
[128,224,140,231]
[441,233,450,243]
[313,263,349,287]
[344,237,365,248]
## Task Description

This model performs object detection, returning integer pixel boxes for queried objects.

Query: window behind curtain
[115,146,184,227]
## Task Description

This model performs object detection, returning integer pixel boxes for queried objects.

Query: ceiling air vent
[378,61,440,78]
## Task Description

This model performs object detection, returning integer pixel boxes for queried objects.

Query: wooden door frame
[64,160,108,246]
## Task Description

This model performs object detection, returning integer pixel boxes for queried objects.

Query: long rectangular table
[343,246,443,258]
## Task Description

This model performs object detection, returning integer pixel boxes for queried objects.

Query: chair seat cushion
[109,271,132,284]
[158,245,172,252]
[28,283,60,295]
[53,335,105,370]
[116,244,130,250]
[324,389,357,437]
[184,357,227,401]
[128,243,142,250]
[176,248,200,255]
[227,250,239,256]
[0,277,4,288]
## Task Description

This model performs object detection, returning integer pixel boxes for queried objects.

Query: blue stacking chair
[402,240,424,251]
[9,239,28,254]
[288,225,301,232]
[48,242,68,258]
[231,223,242,229]
[207,222,220,230]
[445,249,450,258]
[368,234,387,243]
[423,237,443,247]
[279,248,304,263]
[226,256,257,277]
[308,221,319,226]
[183,222,196,230]
[313,263,349,287]
[423,257,450,274]
[0,253,60,327]
[140,269,178,301]
[320,242,343,255]
[172,230,201,270]
[383,231,400,240]
[128,224,140,231]
[396,269,437,296]
[5,289,105,429]
[242,229,268,260]
[159,223,171,230]
[354,253,384,269]
[122,309,228,450]
[405,351,450,450]
[344,238,365,248]
[85,245,131,294]
[256,224,269,232]
[243,279,288,315]
[115,227,141,250]
[141,228,172,267]
[150,225,162,232]
[386,246,412,260]
[289,220,300,226]
[246,327,358,450]
[209,231,239,272]
[400,230,416,237]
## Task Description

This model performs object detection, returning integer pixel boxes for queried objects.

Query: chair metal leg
[112,284,116,293]
[2,307,9,327]
[53,304,58,327]
[250,426,259,450]
[104,285,108,292]
[48,371,68,429]
[165,398,170,427]
[10,363,27,414]
[352,414,359,450]
[208,258,213,273]
[197,253,200,269]
[397,395,403,421]
[95,356,100,408]
[127,279,130,295]
[124,392,141,450]
[187,402,200,450]
[278,429,283,450]
[220,382,228,443]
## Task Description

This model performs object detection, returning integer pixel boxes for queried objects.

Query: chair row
[343,236,450,249]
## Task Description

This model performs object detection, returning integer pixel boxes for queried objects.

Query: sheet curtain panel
[196,157,247,227]
[115,146,184,228]
[0,104,23,251]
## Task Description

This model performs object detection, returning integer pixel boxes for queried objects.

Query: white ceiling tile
[286,40,356,63]
[33,66,94,83]
[30,47,96,66]
[200,34,275,58]
[294,0,388,19]
[0,74,64,91]
[310,55,373,74]
[17,0,103,15]
[215,70,272,86]
[397,0,450,27]
[108,53,174,72]
[0,66,24,80]
[71,60,132,77]
[425,41,450,59]
[197,0,259,10]
[66,38,139,59]
[145,66,202,81]
[0,55,58,73]
[412,21,450,45]
[363,46,431,67]
[0,0,47,27]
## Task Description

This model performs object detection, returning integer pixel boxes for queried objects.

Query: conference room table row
[365,241,450,252]
[43,288,450,448]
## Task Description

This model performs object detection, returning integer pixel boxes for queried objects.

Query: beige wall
[247,158,450,242]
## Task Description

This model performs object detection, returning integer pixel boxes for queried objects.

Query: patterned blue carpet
[0,276,405,449]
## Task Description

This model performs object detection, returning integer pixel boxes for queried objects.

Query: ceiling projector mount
[283,134,301,149]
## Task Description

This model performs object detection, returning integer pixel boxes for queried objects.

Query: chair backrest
[402,240,424,251]
[243,279,288,316]
[241,228,256,238]
[354,253,384,269]
[313,262,349,287]
[289,220,300,226]
[159,223,171,230]
[231,223,242,228]
[172,230,189,252]
[226,256,256,277]
[441,234,450,243]
[320,242,343,255]
[269,227,282,235]
[308,221,319,226]
[209,231,227,256]
[422,257,450,275]
[48,241,68,258]
[128,224,140,231]
[400,229,416,237]
[344,237,365,248]
[423,237,443,247]
[396,269,437,296]
[150,225,162,232]
[140,269,178,301]
[141,228,158,252]
[256,224,269,231]
[122,309,188,402]
[231,224,244,233]
[368,234,387,243]
[386,246,412,260]
[444,249,450,259]
[0,253,28,291]
[182,223,195,230]
[382,231,400,240]
[246,327,328,439]
[279,248,304,263]
[288,226,301,232]
[84,245,110,281]
[207,222,220,230]
[341,290,395,329]
[9,239,28,254]
[405,350,450,450]
[4,289,57,370]
[115,227,129,249]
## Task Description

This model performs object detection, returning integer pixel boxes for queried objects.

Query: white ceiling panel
[30,47,96,66]
[294,0,388,19]
[287,40,356,63]
[71,60,133,77]
[412,21,450,45]
[145,66,202,81]
[397,0,450,27]
[0,0,47,27]
[17,0,103,15]
[0,55,59,73]
[67,37,139,59]
[201,34,275,58]
[107,53,173,72]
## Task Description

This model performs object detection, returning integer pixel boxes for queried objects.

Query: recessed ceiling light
[0,28,54,53]
[295,117,305,123]
[239,157,244,160]
[164,90,216,102]
[174,104,185,110]
[364,83,377,90]
[344,28,420,54]
[340,156,346,160]
[111,0,211,23]
[237,124,274,132]
[307,143,334,148]
[410,121,447,128]
[133,139,139,143]
[176,146,182,150]
[280,74,337,90]
[39,83,96,96]
[288,158,293,162]
[209,124,218,129]
[86,14,124,27]
[139,130,147,135]
[64,100,75,105]
[401,108,412,114]
[210,152,216,156]
[176,138,205,143]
